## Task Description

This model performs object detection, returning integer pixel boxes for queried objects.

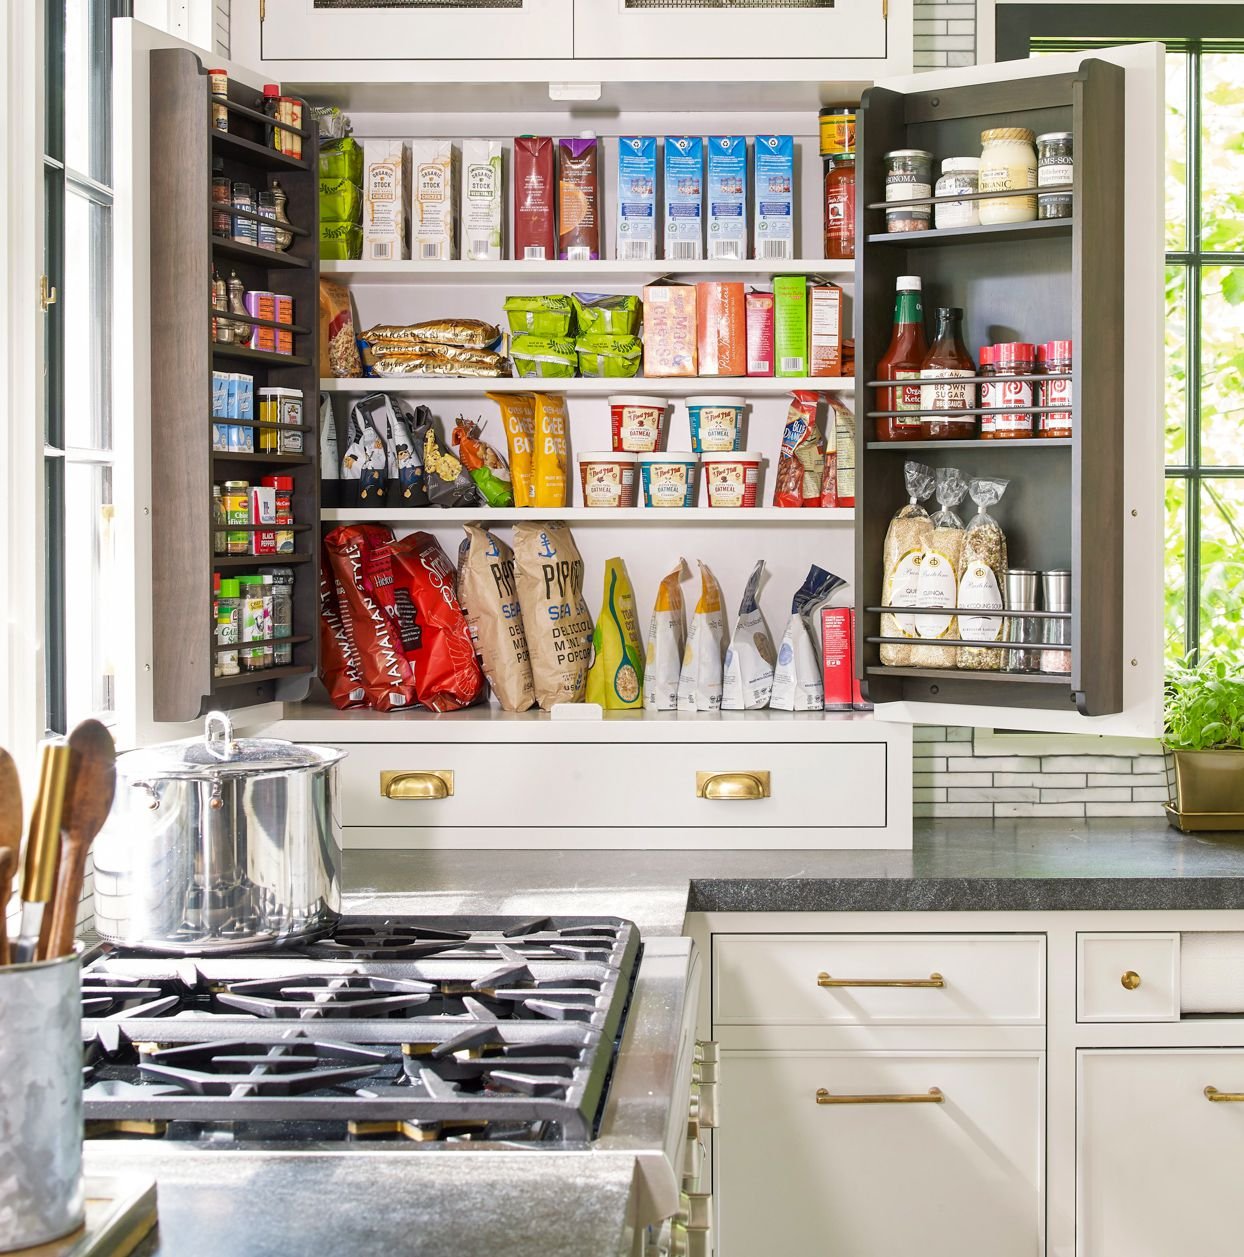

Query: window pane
[64,0,110,183]
[1199,265,1244,467]
[1165,477,1187,667]
[1165,52,1188,253]
[63,461,115,723]
[1200,52,1244,253]
[1199,478,1244,660]
[1165,264,1187,465]
[62,189,111,451]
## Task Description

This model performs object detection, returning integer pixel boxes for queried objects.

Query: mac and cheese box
[642,283,698,377]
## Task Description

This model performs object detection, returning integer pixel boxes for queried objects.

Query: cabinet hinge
[260,0,266,21]
[882,0,888,17]
[39,274,57,313]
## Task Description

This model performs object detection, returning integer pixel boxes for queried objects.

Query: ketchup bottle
[875,275,928,441]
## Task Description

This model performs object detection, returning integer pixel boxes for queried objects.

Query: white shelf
[321,506,855,523]
[320,376,854,396]
[321,258,855,286]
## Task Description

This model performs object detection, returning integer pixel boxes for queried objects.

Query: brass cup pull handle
[816,1087,944,1105]
[380,770,454,800]
[1205,1087,1244,1102]
[696,771,770,801]
[1121,970,1142,990]
[818,972,945,988]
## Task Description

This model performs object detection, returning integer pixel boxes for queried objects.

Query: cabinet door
[855,44,1165,737]
[1079,1050,1244,1256]
[258,0,573,63]
[717,1049,1043,1256]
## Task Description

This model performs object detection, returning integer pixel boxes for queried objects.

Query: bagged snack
[317,555,367,709]
[770,565,845,711]
[457,524,535,712]
[513,522,593,709]
[319,136,363,184]
[677,561,727,711]
[911,467,969,668]
[362,139,409,261]
[320,177,362,223]
[575,334,643,379]
[413,415,482,508]
[319,222,363,261]
[511,334,577,379]
[722,560,777,710]
[340,402,388,503]
[880,461,936,666]
[643,284,697,377]
[504,294,574,337]
[533,394,568,507]
[513,136,555,261]
[385,532,484,712]
[409,139,456,261]
[586,558,645,710]
[319,281,362,378]
[644,559,688,710]
[773,391,824,508]
[452,417,513,507]
[558,136,600,261]
[362,320,501,350]
[461,139,503,261]
[956,477,1010,671]
[488,391,535,506]
[820,396,857,508]
[323,524,416,711]
[571,293,641,337]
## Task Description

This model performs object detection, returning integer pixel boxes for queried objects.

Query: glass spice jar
[1037,131,1073,220]
[1038,340,1074,437]
[824,153,856,259]
[934,157,981,230]
[979,128,1037,224]
[884,149,933,233]
[223,481,251,555]
[992,342,1036,439]
[231,182,257,245]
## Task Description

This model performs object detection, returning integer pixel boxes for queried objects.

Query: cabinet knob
[695,771,770,800]
[380,770,454,800]
[1121,970,1142,991]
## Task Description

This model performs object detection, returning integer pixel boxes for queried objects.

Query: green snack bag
[510,334,577,379]
[320,177,362,223]
[504,295,574,337]
[572,292,641,336]
[319,222,363,260]
[319,137,363,185]
[586,557,645,710]
[575,334,643,378]
[452,418,514,507]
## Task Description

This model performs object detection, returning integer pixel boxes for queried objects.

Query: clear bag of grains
[880,461,936,666]
[955,477,1010,670]
[911,467,969,668]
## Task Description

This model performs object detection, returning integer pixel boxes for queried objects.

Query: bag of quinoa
[956,477,1010,670]
[879,461,935,666]
[910,467,969,668]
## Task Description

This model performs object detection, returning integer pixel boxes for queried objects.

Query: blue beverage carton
[663,136,703,262]
[754,134,795,261]
[211,371,230,451]
[617,136,657,262]
[707,136,748,261]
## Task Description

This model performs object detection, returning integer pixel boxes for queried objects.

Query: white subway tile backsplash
[1132,756,1168,774]
[1132,787,1172,802]
[946,51,977,66]
[995,802,1087,818]
[948,756,1042,772]
[914,788,948,803]
[1114,774,1169,788]
[913,726,947,742]
[993,773,1086,788]
[946,728,973,742]
[916,772,993,788]
[912,757,948,773]
[949,787,1040,802]
[947,19,975,35]
[1040,756,1141,773]
[1040,787,1132,803]
[1086,801,1166,817]
[913,802,994,818]
[921,742,984,757]
[915,19,949,34]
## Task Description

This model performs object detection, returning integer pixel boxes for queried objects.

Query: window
[997,5,1244,669]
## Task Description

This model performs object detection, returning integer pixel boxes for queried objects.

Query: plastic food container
[687,395,746,453]
[639,452,699,508]
[702,451,762,508]
[609,395,666,452]
[578,451,638,508]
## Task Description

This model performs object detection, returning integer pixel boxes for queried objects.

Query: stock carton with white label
[809,282,845,377]
[362,139,410,261]
[461,139,503,261]
[410,139,456,261]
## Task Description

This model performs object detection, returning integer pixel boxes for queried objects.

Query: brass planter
[1165,747,1244,832]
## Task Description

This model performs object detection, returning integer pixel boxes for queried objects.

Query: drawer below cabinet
[1077,933,1180,1022]
[716,1049,1044,1257]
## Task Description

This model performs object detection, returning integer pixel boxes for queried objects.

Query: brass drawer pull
[1205,1087,1244,1102]
[1121,970,1142,990]
[380,770,454,800]
[817,972,945,989]
[696,771,770,800]
[817,1087,944,1105]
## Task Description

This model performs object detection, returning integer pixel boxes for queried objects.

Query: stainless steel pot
[93,712,346,954]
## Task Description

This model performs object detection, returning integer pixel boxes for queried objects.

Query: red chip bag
[773,391,823,509]
[385,532,485,712]
[323,524,417,711]
[317,555,367,709]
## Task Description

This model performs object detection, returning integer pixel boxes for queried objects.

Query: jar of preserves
[919,307,976,439]
[1036,131,1073,220]
[992,342,1036,438]
[978,345,997,439]
[875,275,928,442]
[824,153,856,259]
[884,150,933,233]
[1038,340,1073,437]
[979,128,1037,224]
[934,158,981,229]
[819,105,856,158]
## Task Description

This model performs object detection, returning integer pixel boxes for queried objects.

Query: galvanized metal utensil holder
[0,951,84,1252]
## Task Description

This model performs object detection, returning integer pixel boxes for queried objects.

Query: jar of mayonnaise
[979,128,1037,224]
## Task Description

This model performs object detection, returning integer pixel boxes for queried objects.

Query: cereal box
[642,283,697,377]
[616,136,657,262]
[746,291,774,377]
[212,371,230,451]
[809,283,844,377]
[773,275,807,377]
[754,134,795,261]
[362,139,409,261]
[663,136,703,262]
[706,136,748,261]
[461,139,503,261]
[696,281,746,377]
[410,139,456,261]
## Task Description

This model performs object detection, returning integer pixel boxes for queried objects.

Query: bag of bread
[677,561,727,711]
[722,559,777,711]
[880,461,936,666]
[770,564,845,711]
[457,524,535,712]
[644,559,688,711]
[586,558,645,710]
[513,522,593,709]
[533,394,568,507]
[488,391,536,507]
[319,280,363,378]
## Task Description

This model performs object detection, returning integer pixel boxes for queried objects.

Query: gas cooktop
[80,915,641,1146]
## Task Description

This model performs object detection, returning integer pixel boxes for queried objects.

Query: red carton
[696,281,746,376]
[746,290,774,377]
[821,606,853,711]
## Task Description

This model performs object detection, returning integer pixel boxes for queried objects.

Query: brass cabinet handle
[695,770,770,800]
[380,770,454,800]
[1205,1087,1244,1102]
[1121,970,1142,990]
[818,972,945,988]
[817,1087,944,1105]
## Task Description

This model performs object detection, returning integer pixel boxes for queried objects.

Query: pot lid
[120,712,345,779]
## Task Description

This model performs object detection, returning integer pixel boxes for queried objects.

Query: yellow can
[819,106,856,157]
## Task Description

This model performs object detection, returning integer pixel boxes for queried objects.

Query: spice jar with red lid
[978,345,997,439]
[1038,340,1073,437]
[261,474,296,554]
[992,342,1036,439]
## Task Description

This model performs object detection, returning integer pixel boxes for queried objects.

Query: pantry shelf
[864,439,1072,450]
[319,376,855,397]
[212,451,313,466]
[865,218,1074,249]
[866,666,1071,687]
[212,553,315,568]
[212,237,310,270]
[213,345,311,367]
[212,664,315,689]
[319,506,855,523]
[210,126,309,173]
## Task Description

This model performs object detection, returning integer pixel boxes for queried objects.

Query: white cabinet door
[258,0,574,63]
[717,1049,1044,1257]
[1079,1050,1244,1256]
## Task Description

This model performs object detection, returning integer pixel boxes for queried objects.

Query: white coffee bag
[677,561,727,711]
[722,560,776,711]
[770,565,846,711]
[644,558,688,711]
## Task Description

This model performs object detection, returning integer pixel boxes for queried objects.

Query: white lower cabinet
[716,1049,1044,1256]
[1078,1049,1244,1257]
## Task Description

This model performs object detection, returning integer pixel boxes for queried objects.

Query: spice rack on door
[853,59,1124,717]
[149,47,320,722]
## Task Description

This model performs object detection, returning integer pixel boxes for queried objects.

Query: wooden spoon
[44,720,116,960]
[0,749,21,964]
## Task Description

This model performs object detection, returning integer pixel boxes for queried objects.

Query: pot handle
[204,711,237,760]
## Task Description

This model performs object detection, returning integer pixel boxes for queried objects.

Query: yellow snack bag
[533,393,568,507]
[586,558,645,710]
[487,392,536,507]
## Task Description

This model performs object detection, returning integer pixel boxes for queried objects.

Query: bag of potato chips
[644,559,688,711]
[533,394,568,507]
[457,523,534,712]
[586,558,644,710]
[488,391,536,508]
[721,560,777,711]
[677,561,727,711]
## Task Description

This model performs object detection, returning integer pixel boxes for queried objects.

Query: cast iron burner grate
[215,975,435,1020]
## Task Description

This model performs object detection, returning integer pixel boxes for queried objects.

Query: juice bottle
[874,276,928,441]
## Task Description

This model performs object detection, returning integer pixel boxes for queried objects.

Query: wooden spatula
[0,749,23,964]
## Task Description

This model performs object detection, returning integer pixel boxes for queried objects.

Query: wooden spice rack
[149,47,320,721]
[853,59,1124,716]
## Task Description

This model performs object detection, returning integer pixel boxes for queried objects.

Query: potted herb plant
[1164,658,1244,830]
